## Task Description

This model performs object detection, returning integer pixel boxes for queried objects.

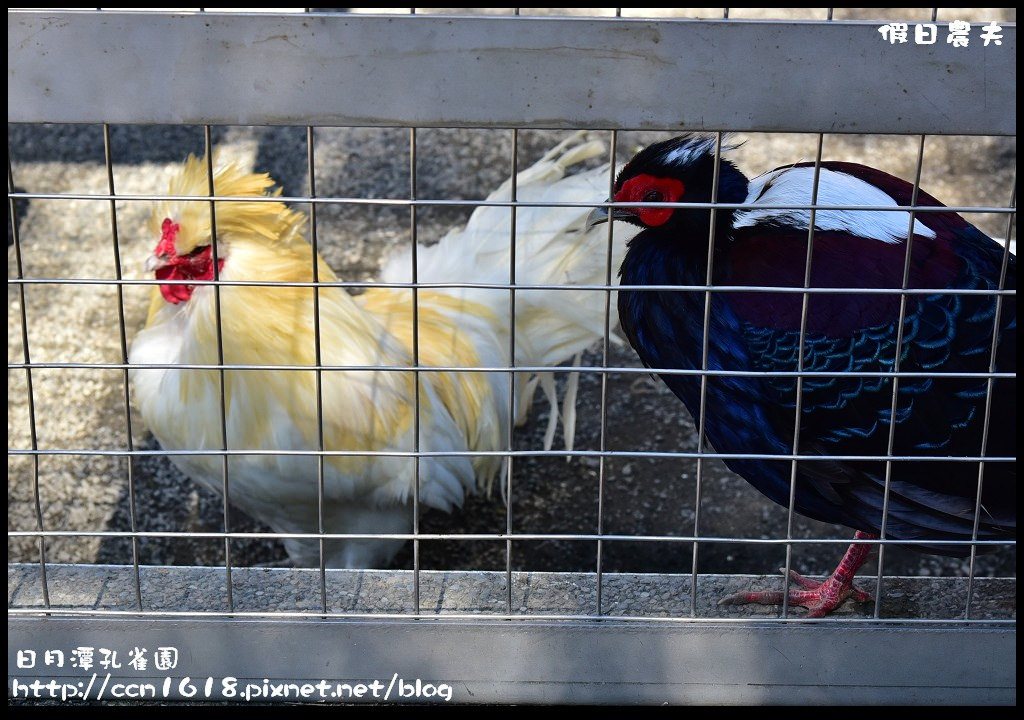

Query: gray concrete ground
[8,563,1016,620]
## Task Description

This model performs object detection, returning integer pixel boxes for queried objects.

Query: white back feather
[734,166,936,243]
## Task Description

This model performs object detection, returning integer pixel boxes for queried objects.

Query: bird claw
[779,568,872,604]
[718,590,788,607]
[718,567,872,617]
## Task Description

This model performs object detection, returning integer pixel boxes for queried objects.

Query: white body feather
[129,133,630,568]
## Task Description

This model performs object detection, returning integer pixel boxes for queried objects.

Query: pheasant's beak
[586,205,609,231]
[586,203,635,231]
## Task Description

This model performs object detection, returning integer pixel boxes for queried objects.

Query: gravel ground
[8,9,1017,589]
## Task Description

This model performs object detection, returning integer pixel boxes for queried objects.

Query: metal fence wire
[8,7,1017,706]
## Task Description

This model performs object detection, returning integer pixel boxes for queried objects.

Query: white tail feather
[379,132,631,451]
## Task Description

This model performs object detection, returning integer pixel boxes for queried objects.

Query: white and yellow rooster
[128,133,631,568]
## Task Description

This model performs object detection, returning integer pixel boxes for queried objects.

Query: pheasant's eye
[614,174,686,228]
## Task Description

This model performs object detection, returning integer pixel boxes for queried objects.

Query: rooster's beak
[145,255,171,273]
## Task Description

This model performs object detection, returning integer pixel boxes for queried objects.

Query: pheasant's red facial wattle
[615,174,686,228]
[152,217,224,305]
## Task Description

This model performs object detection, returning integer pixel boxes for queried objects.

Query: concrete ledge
[8,563,1016,620]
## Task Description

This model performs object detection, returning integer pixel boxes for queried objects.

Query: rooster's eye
[643,190,663,203]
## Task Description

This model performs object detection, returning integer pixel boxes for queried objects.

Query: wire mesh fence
[8,7,1017,705]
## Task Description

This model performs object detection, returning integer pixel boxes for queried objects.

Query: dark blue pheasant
[591,135,1016,616]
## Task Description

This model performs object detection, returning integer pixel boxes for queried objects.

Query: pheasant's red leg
[719,531,877,617]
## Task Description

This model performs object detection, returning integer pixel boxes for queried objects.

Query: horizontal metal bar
[5,190,1019,216]
[5,530,1014,552]
[8,448,1015,463]
[7,616,1016,704]
[7,607,1017,629]
[6,609,1016,627]
[8,11,1016,133]
[7,277,1017,297]
[7,361,1017,380]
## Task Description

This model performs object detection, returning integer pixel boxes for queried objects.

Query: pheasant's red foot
[719,568,872,618]
[719,531,878,617]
